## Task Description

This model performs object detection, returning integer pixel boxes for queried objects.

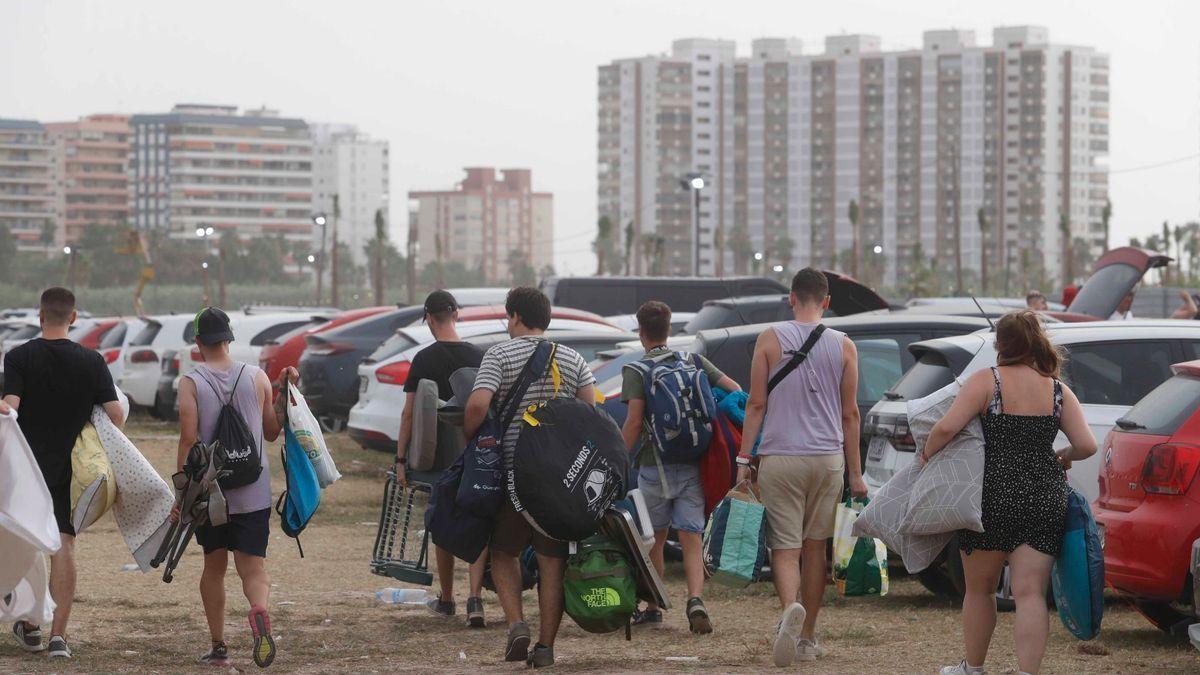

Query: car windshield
[99,323,128,349]
[1118,374,1200,436]
[684,305,742,333]
[366,331,417,363]
[6,325,40,341]
[1068,262,1141,318]
[886,349,957,401]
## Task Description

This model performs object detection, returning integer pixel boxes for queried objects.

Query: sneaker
[940,660,986,675]
[686,597,713,635]
[200,641,231,667]
[466,596,485,628]
[248,606,276,668]
[772,603,806,668]
[504,621,531,662]
[12,622,43,653]
[46,635,71,658]
[631,608,663,628]
[796,637,823,662]
[425,594,456,618]
[527,643,554,669]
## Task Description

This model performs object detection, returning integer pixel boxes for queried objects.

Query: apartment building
[0,119,56,253]
[599,27,1110,288]
[311,123,389,266]
[129,104,314,245]
[409,168,553,283]
[45,114,132,243]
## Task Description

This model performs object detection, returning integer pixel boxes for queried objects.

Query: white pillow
[899,382,985,535]
[852,461,952,573]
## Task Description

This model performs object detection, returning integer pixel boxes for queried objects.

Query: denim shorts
[637,463,706,534]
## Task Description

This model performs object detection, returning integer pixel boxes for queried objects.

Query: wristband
[735,455,751,467]
[396,456,407,465]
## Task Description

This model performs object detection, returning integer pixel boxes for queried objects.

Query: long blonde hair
[995,310,1061,378]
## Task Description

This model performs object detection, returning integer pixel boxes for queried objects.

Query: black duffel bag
[426,453,492,564]
[507,398,628,542]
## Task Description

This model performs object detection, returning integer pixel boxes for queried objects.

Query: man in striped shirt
[464,286,596,669]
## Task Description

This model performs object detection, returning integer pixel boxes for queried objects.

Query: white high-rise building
[311,124,389,266]
[599,27,1110,288]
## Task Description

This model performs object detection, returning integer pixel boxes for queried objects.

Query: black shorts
[48,484,75,537]
[195,508,270,558]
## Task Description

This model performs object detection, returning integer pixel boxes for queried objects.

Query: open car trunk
[823,270,891,316]
[1052,247,1172,321]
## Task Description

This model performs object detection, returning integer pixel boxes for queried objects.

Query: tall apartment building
[45,114,132,243]
[311,123,389,266]
[129,104,314,245]
[409,168,553,283]
[599,27,1110,287]
[0,119,56,253]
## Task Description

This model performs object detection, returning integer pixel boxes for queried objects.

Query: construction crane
[117,228,155,317]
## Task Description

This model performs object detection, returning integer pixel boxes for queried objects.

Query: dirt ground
[1,416,1196,674]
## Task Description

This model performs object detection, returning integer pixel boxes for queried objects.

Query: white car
[117,315,198,410]
[864,319,1200,504]
[173,312,320,400]
[99,318,147,385]
[348,321,632,450]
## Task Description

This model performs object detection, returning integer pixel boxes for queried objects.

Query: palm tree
[330,194,341,307]
[977,208,989,294]
[1101,199,1112,251]
[728,224,753,275]
[39,221,56,256]
[371,208,387,305]
[1161,221,1172,286]
[1058,212,1072,286]
[770,235,795,275]
[593,216,613,276]
[1186,223,1200,284]
[623,221,634,275]
[1175,224,1186,283]
[848,199,860,279]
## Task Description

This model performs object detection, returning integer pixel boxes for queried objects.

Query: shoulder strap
[988,367,1004,414]
[496,340,556,430]
[1052,379,1063,419]
[767,324,826,395]
[228,365,247,405]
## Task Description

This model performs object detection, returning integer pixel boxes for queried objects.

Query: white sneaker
[940,660,985,675]
[772,603,806,668]
[796,637,823,662]
[47,635,71,658]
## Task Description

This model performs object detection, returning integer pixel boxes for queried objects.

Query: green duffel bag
[563,534,637,639]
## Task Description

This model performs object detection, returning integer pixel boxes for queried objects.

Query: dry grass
[1,416,1197,673]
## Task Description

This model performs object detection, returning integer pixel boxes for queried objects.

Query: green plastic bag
[563,534,638,635]
[832,498,889,597]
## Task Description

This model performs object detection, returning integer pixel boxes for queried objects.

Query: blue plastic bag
[276,421,321,556]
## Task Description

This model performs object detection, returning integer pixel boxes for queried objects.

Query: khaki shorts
[757,453,845,550]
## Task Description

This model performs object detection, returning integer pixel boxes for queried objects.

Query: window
[853,335,921,405]
[1118,374,1200,436]
[99,323,128,349]
[1062,341,1174,406]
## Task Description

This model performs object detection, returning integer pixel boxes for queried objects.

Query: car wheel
[319,416,345,433]
[153,394,178,421]
[916,565,961,598]
[1134,599,1194,635]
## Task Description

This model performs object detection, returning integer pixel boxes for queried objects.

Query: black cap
[423,290,459,317]
[194,307,235,346]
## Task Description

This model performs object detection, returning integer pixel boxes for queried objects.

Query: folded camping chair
[371,371,477,585]
[150,442,229,583]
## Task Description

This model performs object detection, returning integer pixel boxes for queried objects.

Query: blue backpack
[626,352,715,463]
[276,420,321,557]
[1051,487,1105,640]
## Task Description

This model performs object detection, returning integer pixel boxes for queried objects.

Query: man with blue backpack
[175,307,297,669]
[619,301,740,635]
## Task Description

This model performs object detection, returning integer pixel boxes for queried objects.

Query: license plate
[359,376,369,394]
[1097,523,1105,551]
[867,435,888,463]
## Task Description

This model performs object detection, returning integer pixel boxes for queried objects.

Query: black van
[539,276,787,316]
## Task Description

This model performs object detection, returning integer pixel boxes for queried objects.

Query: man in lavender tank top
[737,268,868,668]
[175,307,296,669]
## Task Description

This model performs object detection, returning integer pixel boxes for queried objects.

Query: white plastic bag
[287,382,341,487]
[832,498,889,597]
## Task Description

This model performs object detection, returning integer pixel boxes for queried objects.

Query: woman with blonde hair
[923,311,1097,675]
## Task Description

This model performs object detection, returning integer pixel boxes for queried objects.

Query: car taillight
[308,342,355,357]
[376,361,412,386]
[1142,443,1200,495]
[190,347,203,362]
[102,348,120,364]
[130,349,158,364]
[868,413,916,452]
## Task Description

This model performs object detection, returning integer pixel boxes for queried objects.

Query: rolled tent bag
[1051,487,1104,640]
[508,399,628,542]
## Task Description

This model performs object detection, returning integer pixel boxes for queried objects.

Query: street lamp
[873,244,883,255]
[196,225,224,307]
[753,251,764,261]
[772,264,784,273]
[680,172,706,276]
[307,254,316,264]
[62,246,77,287]
[312,213,329,304]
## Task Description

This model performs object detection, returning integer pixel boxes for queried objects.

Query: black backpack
[197,365,262,490]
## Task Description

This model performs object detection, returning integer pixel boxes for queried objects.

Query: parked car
[1094,360,1200,634]
[540,275,787,316]
[866,319,1200,603]
[154,348,181,420]
[99,318,146,385]
[349,322,632,450]
[1053,246,1172,321]
[905,297,1066,312]
[117,315,197,413]
[603,312,696,334]
[259,306,393,383]
[682,271,892,333]
[176,311,315,397]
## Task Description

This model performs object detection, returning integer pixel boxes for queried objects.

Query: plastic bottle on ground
[375,587,428,605]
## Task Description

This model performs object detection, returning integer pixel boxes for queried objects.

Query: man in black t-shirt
[394,291,487,627]
[3,287,125,659]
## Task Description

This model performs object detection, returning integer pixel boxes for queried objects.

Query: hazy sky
[4,0,1198,275]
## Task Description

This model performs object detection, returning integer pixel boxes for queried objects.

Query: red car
[76,319,121,351]
[1094,359,1200,633]
[259,306,393,383]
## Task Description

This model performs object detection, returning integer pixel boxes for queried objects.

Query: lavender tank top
[758,321,845,456]
[188,363,271,514]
